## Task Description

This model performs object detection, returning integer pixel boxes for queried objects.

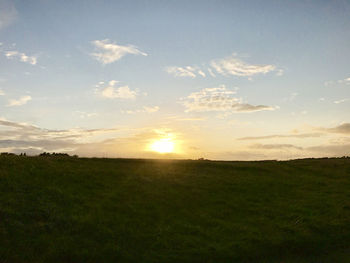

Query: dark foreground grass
[0,156,349,262]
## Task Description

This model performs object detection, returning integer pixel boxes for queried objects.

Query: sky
[0,0,350,160]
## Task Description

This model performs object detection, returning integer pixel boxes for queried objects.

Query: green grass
[0,156,349,262]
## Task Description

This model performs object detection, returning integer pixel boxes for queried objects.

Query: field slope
[0,156,349,262]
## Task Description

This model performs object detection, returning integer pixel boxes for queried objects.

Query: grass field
[0,156,349,262]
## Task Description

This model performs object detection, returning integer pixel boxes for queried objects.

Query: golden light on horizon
[150,139,175,154]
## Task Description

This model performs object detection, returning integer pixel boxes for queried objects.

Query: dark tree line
[1,152,78,158]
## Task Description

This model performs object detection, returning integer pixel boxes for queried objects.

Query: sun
[150,139,175,153]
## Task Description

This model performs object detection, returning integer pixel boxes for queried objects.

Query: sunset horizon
[0,0,349,160]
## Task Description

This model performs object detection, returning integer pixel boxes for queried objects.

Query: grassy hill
[0,156,349,262]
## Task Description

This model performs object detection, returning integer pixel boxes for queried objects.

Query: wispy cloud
[210,54,276,77]
[248,142,350,159]
[143,106,159,113]
[165,66,197,78]
[276,69,284,76]
[197,70,206,77]
[250,143,303,150]
[166,54,279,79]
[238,132,323,141]
[95,80,138,99]
[325,77,350,87]
[238,123,350,142]
[0,118,122,140]
[165,66,207,78]
[4,51,37,65]
[289,92,298,101]
[338,77,350,85]
[324,80,334,87]
[0,0,17,30]
[75,111,98,119]
[207,68,216,77]
[334,98,349,104]
[180,85,277,113]
[0,118,124,154]
[7,95,32,106]
[0,89,4,96]
[282,92,298,103]
[91,39,147,64]
[307,143,350,157]
[323,123,350,134]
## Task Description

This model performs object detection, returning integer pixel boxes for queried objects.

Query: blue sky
[0,0,349,159]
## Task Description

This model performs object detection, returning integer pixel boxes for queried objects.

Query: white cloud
[91,39,147,64]
[102,86,137,99]
[338,77,350,85]
[180,85,277,113]
[96,80,138,99]
[108,80,118,86]
[75,111,98,119]
[210,54,276,77]
[7,95,32,106]
[0,0,17,30]
[334,98,349,104]
[165,66,197,78]
[0,89,4,96]
[197,70,206,77]
[5,51,37,65]
[143,106,159,113]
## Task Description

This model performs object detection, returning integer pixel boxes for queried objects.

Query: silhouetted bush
[39,152,73,157]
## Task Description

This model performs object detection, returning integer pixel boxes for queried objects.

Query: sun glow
[150,139,175,153]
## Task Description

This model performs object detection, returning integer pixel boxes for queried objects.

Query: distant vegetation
[38,152,78,158]
[1,152,78,158]
[0,156,349,262]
